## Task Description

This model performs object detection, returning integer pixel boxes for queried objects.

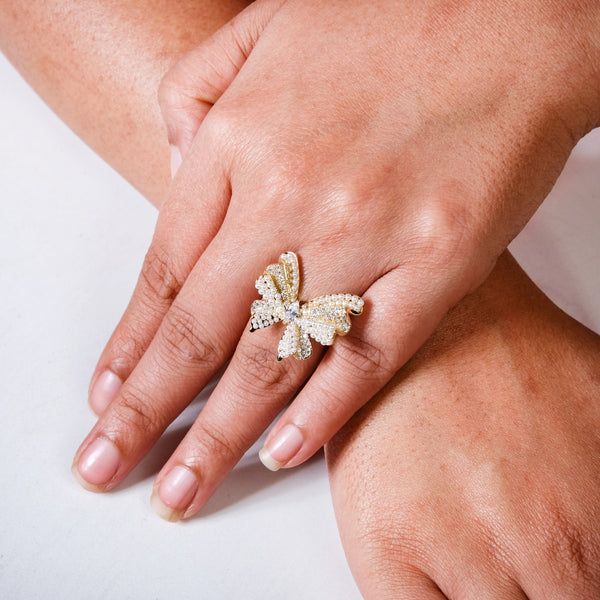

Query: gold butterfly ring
[250,252,364,361]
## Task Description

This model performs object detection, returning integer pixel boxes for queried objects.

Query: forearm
[0,0,251,206]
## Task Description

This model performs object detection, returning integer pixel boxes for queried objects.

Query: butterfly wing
[277,320,313,361]
[298,294,364,346]
[251,252,363,360]
[250,252,300,332]
[266,251,299,306]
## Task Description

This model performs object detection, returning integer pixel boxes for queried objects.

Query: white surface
[0,52,599,599]
[0,55,359,600]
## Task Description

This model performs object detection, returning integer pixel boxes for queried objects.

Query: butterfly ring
[249,251,364,361]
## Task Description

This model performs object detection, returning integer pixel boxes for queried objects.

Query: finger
[74,234,270,492]
[158,0,285,173]
[88,132,229,415]
[146,248,389,518]
[360,566,529,600]
[149,322,320,521]
[89,0,284,414]
[363,566,448,600]
[257,266,466,470]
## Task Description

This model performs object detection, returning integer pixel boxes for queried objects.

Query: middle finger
[72,232,269,491]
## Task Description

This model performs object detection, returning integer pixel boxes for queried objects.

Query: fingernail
[89,370,122,415]
[73,437,120,490]
[170,144,182,178]
[259,424,304,471]
[151,466,198,523]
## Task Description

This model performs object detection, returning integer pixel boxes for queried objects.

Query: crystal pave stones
[250,252,364,361]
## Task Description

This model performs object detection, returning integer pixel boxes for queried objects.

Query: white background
[0,51,598,599]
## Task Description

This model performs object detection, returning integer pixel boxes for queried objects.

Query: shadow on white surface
[200,451,325,517]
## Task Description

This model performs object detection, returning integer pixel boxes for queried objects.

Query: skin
[0,0,251,206]
[328,253,600,598]
[64,0,600,521]
[2,1,600,597]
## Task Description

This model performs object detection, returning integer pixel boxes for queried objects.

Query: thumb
[158,0,286,176]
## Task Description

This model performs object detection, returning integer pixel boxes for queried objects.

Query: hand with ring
[72,0,600,521]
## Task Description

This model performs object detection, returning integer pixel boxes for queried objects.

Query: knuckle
[544,506,599,593]
[139,244,184,303]
[160,304,223,370]
[332,335,396,384]
[201,103,239,150]
[192,419,245,465]
[314,388,351,420]
[354,514,425,580]
[406,189,476,267]
[233,339,301,401]
[113,383,164,436]
[107,330,147,367]
[308,187,359,251]
[252,173,365,241]
[157,72,190,116]
[474,522,515,577]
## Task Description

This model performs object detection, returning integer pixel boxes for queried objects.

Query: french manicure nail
[89,370,122,415]
[170,144,182,178]
[259,424,304,471]
[151,466,198,523]
[73,437,120,489]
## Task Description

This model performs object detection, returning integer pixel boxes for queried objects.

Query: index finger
[87,125,228,416]
[73,232,267,491]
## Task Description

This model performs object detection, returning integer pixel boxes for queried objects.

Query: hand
[73,0,600,520]
[327,252,600,599]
